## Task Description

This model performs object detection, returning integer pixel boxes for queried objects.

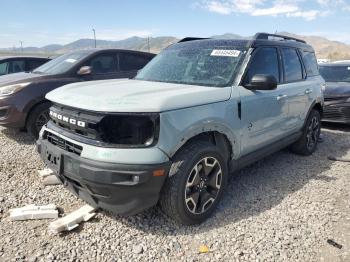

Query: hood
[46,79,232,112]
[324,82,350,98]
[0,72,47,87]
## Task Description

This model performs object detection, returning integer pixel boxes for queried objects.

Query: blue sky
[1,0,350,48]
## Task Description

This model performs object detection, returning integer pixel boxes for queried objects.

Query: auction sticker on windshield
[65,59,77,63]
[211,49,241,57]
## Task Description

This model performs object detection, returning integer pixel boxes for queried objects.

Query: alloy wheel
[184,157,222,215]
[306,116,320,151]
[35,110,50,133]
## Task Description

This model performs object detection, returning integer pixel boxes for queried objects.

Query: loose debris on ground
[0,125,349,261]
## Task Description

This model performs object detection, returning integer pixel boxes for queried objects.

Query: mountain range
[1,32,350,60]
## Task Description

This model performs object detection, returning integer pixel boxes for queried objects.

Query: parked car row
[0,32,348,225]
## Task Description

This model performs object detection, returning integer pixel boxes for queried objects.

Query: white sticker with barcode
[65,58,77,63]
[211,49,241,57]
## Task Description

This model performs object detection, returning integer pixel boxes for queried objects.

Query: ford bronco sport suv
[37,33,324,225]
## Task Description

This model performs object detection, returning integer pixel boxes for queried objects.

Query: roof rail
[178,37,210,43]
[254,33,306,44]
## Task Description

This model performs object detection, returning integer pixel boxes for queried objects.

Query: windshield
[135,45,246,87]
[319,65,350,82]
[33,51,90,75]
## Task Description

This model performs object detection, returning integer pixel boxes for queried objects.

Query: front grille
[323,104,350,122]
[44,131,83,156]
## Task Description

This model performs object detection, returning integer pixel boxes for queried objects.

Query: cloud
[200,0,332,20]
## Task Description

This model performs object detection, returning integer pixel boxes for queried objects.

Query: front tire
[290,109,321,156]
[26,102,51,139]
[159,140,228,225]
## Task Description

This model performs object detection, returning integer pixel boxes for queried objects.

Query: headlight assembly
[0,82,31,96]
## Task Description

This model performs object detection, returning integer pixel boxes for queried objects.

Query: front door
[238,47,289,156]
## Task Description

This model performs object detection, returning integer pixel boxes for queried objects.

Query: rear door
[238,47,289,155]
[117,52,152,79]
[279,48,311,131]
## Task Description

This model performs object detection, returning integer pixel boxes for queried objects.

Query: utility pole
[19,41,23,53]
[92,29,97,48]
[147,36,150,53]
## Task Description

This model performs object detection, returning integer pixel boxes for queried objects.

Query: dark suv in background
[0,56,50,76]
[319,61,350,124]
[0,49,155,137]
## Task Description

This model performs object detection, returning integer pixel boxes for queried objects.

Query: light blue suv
[37,33,325,225]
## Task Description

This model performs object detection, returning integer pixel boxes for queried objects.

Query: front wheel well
[313,102,323,117]
[25,100,52,127]
[174,131,233,161]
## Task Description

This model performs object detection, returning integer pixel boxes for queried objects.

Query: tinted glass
[9,60,25,73]
[34,51,90,75]
[245,47,280,83]
[88,54,116,74]
[0,62,9,75]
[319,66,350,82]
[301,51,319,76]
[27,59,47,71]
[282,48,303,82]
[136,46,245,87]
[119,53,151,71]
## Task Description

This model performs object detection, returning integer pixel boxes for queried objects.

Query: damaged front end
[47,104,160,148]
[37,103,170,216]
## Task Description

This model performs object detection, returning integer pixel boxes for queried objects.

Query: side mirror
[77,66,92,76]
[244,74,278,90]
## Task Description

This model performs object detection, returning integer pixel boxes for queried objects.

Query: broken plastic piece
[38,168,54,178]
[9,204,58,221]
[48,204,96,234]
[327,239,343,249]
[43,175,61,186]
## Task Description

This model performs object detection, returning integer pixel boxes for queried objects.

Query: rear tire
[159,140,228,225]
[290,109,321,156]
[26,102,51,139]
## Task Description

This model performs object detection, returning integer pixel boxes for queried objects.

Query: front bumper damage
[37,129,171,216]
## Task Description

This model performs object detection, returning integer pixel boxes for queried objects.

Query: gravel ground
[0,125,349,262]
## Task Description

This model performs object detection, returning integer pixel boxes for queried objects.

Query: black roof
[174,32,314,52]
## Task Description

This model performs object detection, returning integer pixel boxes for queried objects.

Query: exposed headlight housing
[0,82,31,96]
[98,114,159,147]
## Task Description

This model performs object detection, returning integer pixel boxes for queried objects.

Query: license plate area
[45,149,62,174]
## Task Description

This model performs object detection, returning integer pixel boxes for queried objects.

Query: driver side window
[88,54,117,75]
[244,47,280,84]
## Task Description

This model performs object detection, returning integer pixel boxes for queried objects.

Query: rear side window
[9,60,25,73]
[89,55,117,74]
[119,53,151,71]
[0,62,9,75]
[281,48,303,82]
[245,47,280,83]
[301,51,319,76]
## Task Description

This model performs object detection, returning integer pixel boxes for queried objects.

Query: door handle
[276,94,288,101]
[305,89,313,94]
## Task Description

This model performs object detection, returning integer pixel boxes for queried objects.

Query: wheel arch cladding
[158,103,240,161]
